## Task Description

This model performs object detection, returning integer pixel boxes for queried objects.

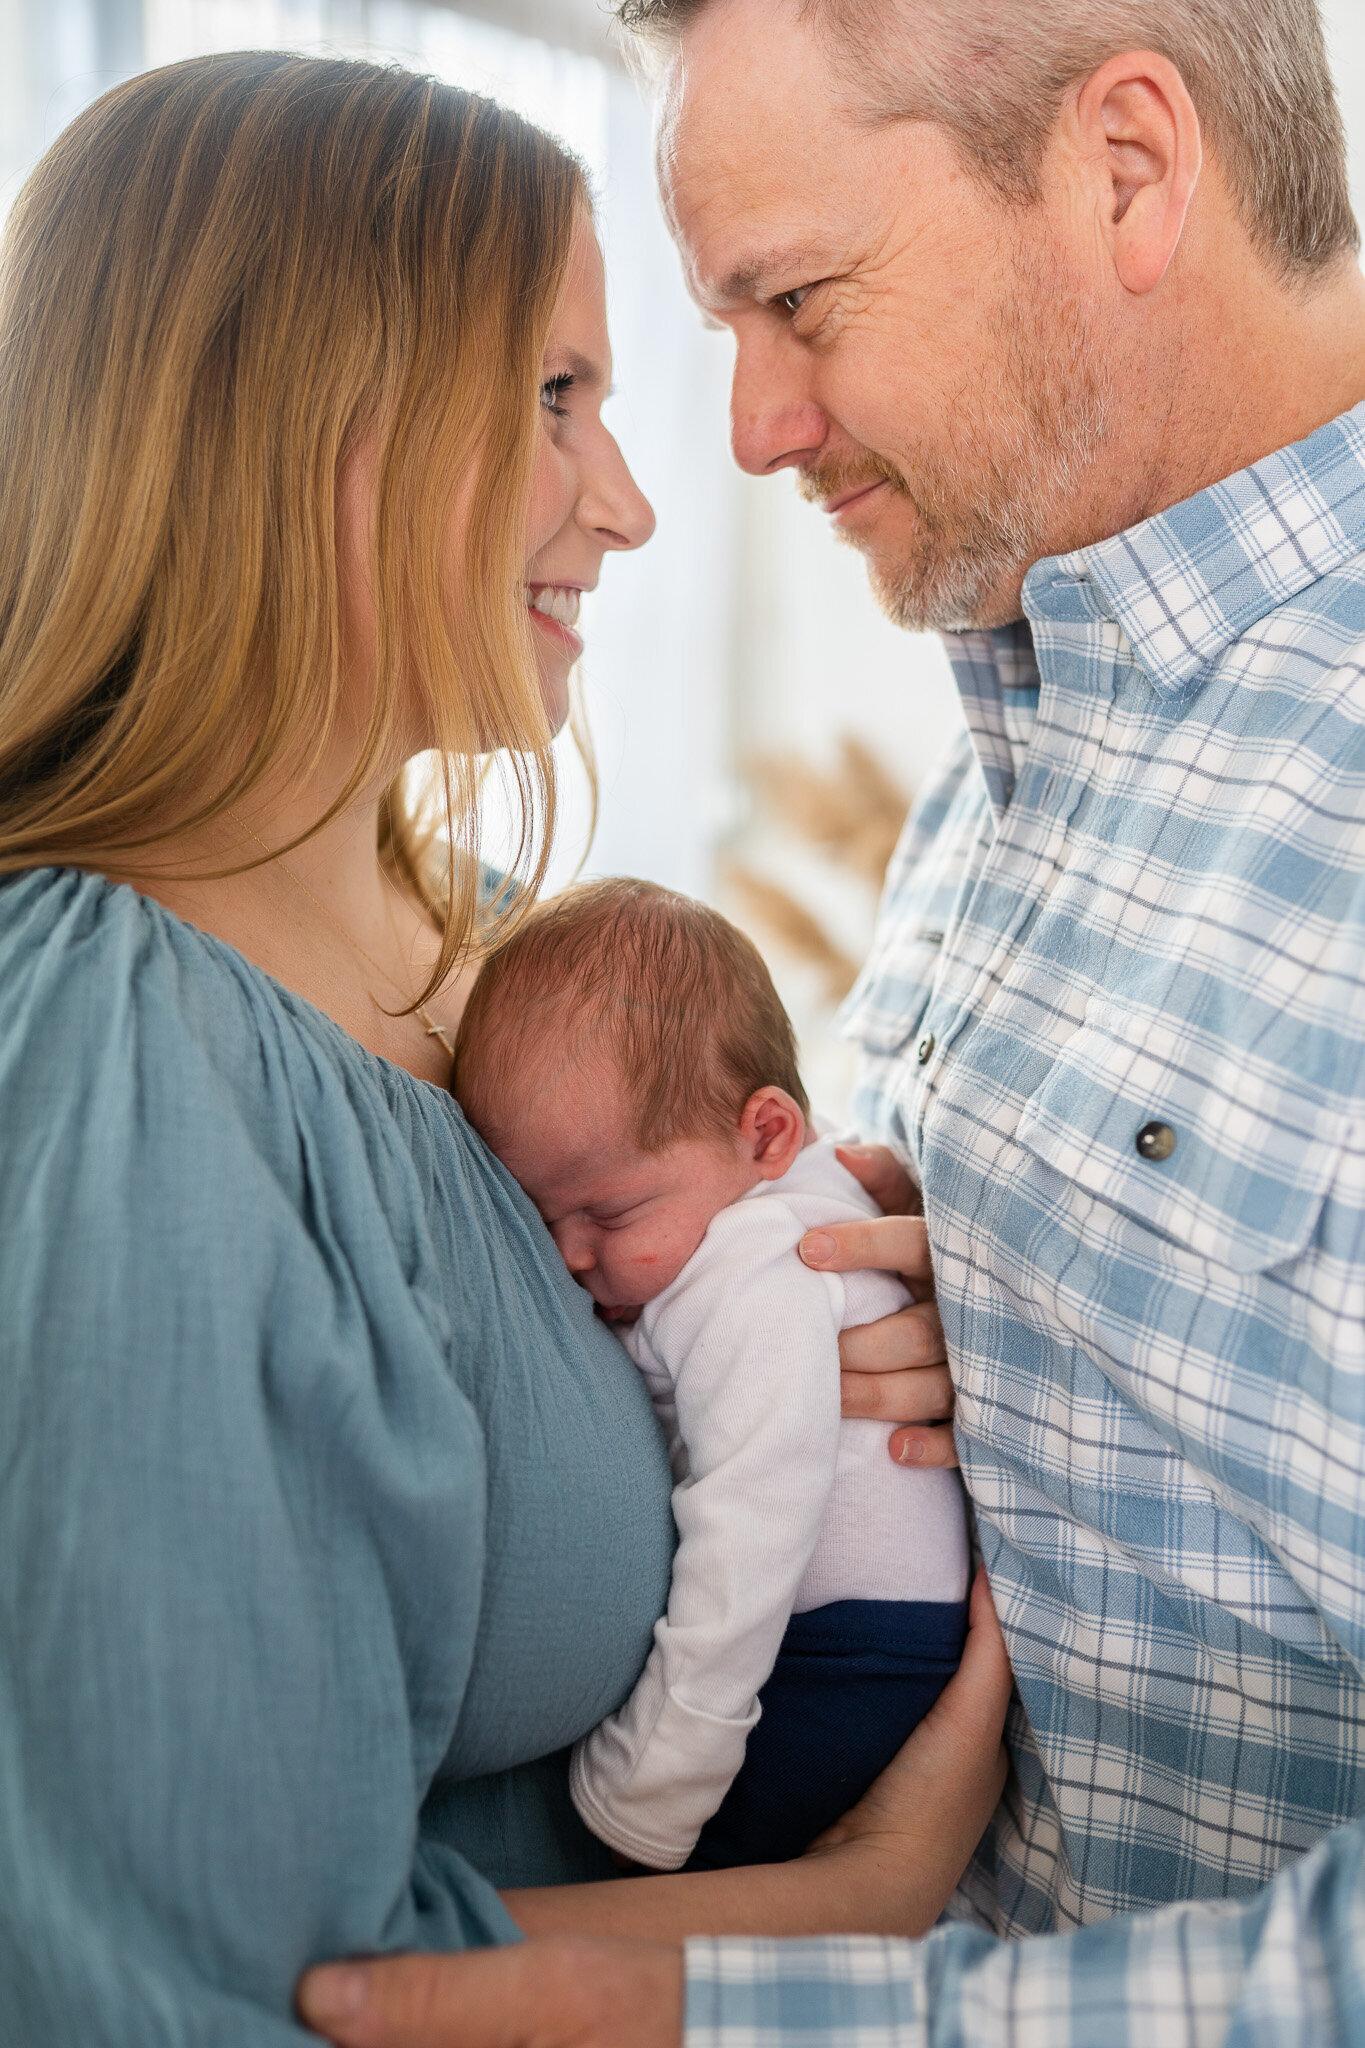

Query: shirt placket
[908,583,1126,1172]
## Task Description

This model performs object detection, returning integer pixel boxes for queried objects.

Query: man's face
[660,0,1130,631]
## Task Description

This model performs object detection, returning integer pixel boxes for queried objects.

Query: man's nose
[729,341,827,478]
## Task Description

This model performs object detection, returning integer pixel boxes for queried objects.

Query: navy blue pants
[686,1597,970,1870]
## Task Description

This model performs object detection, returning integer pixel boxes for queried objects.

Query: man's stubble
[798,241,1117,633]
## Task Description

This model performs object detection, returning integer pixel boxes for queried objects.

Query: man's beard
[797,245,1115,633]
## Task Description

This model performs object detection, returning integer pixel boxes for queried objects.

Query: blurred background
[3,0,1365,1112]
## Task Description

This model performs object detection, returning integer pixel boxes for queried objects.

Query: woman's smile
[526,582,584,659]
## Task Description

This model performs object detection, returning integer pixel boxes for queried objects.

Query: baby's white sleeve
[569,1201,844,1870]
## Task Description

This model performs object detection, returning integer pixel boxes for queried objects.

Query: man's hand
[297,1934,683,2048]
[803,1143,957,1469]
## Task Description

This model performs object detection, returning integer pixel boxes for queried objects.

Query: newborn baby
[454,877,969,1872]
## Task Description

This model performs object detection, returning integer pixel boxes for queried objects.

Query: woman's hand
[295,1572,1012,2046]
[801,1143,956,1469]
[796,1565,1010,1925]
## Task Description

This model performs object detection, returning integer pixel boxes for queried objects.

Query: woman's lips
[528,607,583,659]
[527,583,584,659]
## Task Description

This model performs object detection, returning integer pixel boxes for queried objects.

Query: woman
[0,54,1006,2044]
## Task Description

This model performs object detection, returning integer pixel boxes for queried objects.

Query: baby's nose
[555,1229,596,1274]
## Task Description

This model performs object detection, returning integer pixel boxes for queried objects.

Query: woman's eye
[540,372,574,418]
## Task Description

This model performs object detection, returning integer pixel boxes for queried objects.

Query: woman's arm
[295,1573,1010,2044]
[511,1566,1008,1941]
[0,949,511,2045]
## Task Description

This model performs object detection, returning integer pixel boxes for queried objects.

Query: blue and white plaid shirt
[686,405,1365,2044]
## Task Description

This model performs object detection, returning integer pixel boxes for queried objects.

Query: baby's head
[454,878,811,1322]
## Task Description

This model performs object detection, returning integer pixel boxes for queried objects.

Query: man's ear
[1073,50,1202,295]
[739,1087,808,1180]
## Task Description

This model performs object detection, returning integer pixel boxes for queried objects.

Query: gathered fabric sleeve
[684,1814,1365,2046]
[569,1200,844,1870]
[0,952,518,2044]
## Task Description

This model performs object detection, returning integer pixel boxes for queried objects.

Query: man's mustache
[795,450,912,508]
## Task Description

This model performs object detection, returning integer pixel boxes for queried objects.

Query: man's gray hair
[617,0,1358,278]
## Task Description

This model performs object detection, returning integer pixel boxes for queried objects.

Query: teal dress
[0,866,674,2046]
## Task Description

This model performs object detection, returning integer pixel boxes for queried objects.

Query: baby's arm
[570,1200,845,1871]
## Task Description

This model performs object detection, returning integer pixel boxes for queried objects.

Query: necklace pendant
[419,1006,455,1059]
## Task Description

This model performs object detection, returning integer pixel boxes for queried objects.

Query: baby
[454,877,969,1872]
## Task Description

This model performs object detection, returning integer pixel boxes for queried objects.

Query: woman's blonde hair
[0,52,588,989]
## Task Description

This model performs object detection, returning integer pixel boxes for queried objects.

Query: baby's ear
[740,1087,808,1180]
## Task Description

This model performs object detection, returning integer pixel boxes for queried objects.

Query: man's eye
[780,286,810,314]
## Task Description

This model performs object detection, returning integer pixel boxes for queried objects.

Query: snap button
[917,1033,936,1067]
[1135,1120,1177,1162]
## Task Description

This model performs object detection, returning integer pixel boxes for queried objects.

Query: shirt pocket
[1014,999,1341,1275]
[839,929,945,1057]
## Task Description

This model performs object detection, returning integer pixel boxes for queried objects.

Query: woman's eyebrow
[547,347,608,392]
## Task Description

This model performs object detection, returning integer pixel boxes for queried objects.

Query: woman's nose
[581,431,656,554]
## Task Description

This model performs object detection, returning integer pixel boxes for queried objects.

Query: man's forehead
[656,0,858,304]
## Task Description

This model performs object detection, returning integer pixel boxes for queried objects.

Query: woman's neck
[107,778,472,1086]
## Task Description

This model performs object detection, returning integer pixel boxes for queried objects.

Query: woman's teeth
[527,586,581,628]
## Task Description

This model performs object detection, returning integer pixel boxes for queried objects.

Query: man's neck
[1138,254,1365,530]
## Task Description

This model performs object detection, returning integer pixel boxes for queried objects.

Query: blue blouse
[0,866,674,2045]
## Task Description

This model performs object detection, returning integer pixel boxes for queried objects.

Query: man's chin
[865,548,1029,636]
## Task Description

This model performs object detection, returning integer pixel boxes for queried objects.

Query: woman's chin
[536,668,573,739]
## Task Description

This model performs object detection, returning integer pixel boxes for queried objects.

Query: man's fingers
[887,1423,959,1468]
[842,1363,953,1423]
[298,1948,524,2048]
[833,1144,921,1218]
[800,1214,932,1282]
[838,1303,946,1374]
[298,1938,685,2048]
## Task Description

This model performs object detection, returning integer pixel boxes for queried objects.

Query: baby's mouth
[595,1301,642,1326]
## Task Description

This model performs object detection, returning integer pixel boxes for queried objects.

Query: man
[299,0,1365,2038]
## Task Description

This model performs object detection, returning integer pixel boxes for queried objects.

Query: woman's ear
[739,1087,808,1181]
[1073,50,1202,296]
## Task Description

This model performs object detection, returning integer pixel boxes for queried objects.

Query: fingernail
[299,1964,370,2026]
[897,1436,925,1463]
[800,1232,836,1265]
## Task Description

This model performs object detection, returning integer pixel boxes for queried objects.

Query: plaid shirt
[685,405,1365,2044]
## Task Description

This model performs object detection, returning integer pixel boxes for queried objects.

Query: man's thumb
[297,1948,517,2048]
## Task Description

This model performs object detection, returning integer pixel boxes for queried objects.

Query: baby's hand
[799,1143,956,1470]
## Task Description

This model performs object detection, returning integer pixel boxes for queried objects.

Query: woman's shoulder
[0,864,461,1219]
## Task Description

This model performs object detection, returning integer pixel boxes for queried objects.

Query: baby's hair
[454,877,810,1150]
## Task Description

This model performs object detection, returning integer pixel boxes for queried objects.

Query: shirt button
[917,1033,936,1066]
[1135,1120,1177,1162]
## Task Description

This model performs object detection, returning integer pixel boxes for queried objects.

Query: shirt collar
[1021,400,1365,696]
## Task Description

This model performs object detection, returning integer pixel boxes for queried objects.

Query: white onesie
[568,1131,969,1871]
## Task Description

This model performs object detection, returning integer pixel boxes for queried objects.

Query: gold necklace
[228,810,456,1060]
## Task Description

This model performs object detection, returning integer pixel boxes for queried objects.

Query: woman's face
[523,218,655,730]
